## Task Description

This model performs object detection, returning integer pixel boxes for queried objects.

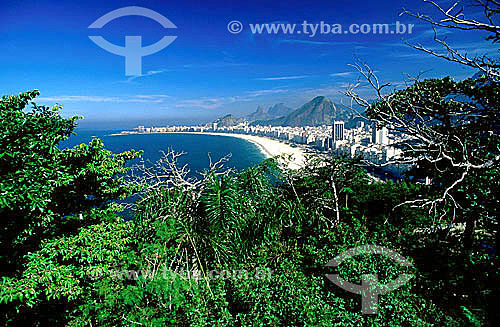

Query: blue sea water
[60,130,267,175]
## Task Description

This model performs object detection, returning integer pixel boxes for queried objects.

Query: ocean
[60,129,267,175]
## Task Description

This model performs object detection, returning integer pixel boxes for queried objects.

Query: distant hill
[247,106,272,121]
[252,96,351,127]
[267,103,293,117]
[214,114,239,127]
[245,103,293,122]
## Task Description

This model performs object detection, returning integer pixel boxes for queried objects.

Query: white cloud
[329,72,353,77]
[135,94,170,99]
[37,95,169,104]
[175,97,238,109]
[175,89,289,109]
[256,75,308,81]
[123,70,168,83]
[245,89,289,97]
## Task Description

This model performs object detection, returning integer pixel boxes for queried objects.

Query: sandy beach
[171,132,306,169]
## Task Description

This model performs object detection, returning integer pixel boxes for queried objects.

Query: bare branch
[343,60,499,225]
[401,0,500,79]
[124,149,233,209]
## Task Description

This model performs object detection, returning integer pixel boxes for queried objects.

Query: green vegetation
[0,88,497,325]
[1,2,498,325]
[0,90,142,323]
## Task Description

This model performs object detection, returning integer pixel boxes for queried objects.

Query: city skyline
[123,117,409,177]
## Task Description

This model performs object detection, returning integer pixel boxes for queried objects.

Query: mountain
[247,106,272,121]
[214,114,238,127]
[253,96,350,127]
[245,103,293,122]
[267,103,293,117]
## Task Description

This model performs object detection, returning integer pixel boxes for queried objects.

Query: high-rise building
[332,121,344,141]
[372,124,389,145]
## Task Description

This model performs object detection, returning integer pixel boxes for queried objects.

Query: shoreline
[109,131,306,169]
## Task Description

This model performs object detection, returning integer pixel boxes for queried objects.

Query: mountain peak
[246,103,293,122]
[252,96,349,127]
[311,95,330,103]
[214,114,238,127]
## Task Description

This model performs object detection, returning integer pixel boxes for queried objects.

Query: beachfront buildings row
[133,122,410,175]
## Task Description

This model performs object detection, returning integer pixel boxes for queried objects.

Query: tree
[0,90,141,322]
[345,0,499,249]
[344,0,499,322]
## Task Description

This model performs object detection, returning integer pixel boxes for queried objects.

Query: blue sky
[1,0,497,129]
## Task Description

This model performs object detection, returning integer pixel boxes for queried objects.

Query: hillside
[267,103,293,117]
[253,96,351,127]
[247,106,273,121]
[214,114,239,127]
[245,103,293,122]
